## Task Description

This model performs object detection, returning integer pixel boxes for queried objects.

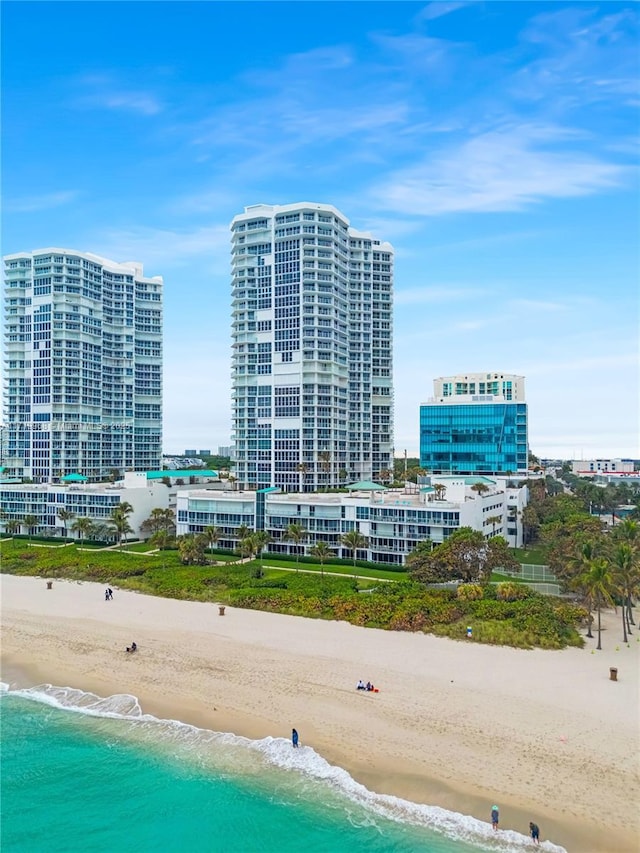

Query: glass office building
[420,402,528,474]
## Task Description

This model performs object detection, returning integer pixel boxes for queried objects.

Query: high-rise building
[231,203,393,491]
[2,248,163,482]
[419,373,528,475]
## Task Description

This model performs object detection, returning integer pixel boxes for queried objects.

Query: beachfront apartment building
[175,475,528,564]
[0,472,170,540]
[230,202,393,493]
[420,373,528,476]
[2,248,163,483]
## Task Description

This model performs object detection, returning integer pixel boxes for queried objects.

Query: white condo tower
[2,248,163,482]
[230,203,394,491]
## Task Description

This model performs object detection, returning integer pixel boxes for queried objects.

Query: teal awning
[61,473,88,482]
[345,480,386,491]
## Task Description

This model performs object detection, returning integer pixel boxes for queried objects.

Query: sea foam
[0,682,566,853]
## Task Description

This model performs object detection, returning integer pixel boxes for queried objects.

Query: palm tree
[238,533,256,561]
[297,462,308,493]
[615,519,639,627]
[319,450,331,489]
[310,541,333,578]
[110,501,134,548]
[486,514,502,537]
[615,519,639,551]
[286,522,307,569]
[141,507,176,538]
[341,529,368,569]
[236,524,251,548]
[177,534,205,565]
[569,540,599,638]
[433,484,447,501]
[6,519,21,536]
[610,543,638,642]
[252,530,271,572]
[71,516,93,542]
[57,508,75,540]
[471,482,490,497]
[583,557,616,650]
[378,468,393,485]
[204,525,221,555]
[149,529,173,569]
[22,514,39,542]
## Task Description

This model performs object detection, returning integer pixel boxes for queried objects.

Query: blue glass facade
[419,403,528,474]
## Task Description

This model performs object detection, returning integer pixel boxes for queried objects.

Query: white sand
[1,574,639,852]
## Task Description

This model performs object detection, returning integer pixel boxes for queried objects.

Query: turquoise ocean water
[0,684,561,853]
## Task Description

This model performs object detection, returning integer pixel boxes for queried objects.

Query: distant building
[2,248,163,482]
[199,449,211,456]
[420,373,528,476]
[572,458,634,475]
[176,475,527,563]
[184,450,198,457]
[230,202,394,492]
[433,373,525,401]
[217,445,234,459]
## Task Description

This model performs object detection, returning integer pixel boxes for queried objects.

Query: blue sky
[2,1,638,459]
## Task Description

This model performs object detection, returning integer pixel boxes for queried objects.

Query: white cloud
[514,7,640,107]
[72,74,163,115]
[5,190,79,213]
[415,2,467,23]
[372,124,627,215]
[88,224,230,271]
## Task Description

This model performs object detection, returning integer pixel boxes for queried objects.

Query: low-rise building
[176,476,528,564]
[0,471,170,539]
[571,458,635,475]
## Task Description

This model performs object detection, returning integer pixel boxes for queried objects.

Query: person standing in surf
[291,728,299,748]
[491,805,499,831]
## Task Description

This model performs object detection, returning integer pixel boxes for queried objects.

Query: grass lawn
[258,557,406,581]
[118,542,158,553]
[510,547,548,565]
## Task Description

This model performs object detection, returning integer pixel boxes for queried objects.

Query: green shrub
[457,583,483,601]
[0,539,584,650]
[496,582,530,601]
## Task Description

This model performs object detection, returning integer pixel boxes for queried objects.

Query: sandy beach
[1,574,638,853]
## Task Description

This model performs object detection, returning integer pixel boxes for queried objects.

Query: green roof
[257,486,279,493]
[345,480,387,491]
[61,472,88,482]
[146,469,218,479]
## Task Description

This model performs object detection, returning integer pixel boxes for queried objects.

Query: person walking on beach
[108,587,113,600]
[291,728,299,748]
[105,588,110,601]
[529,822,540,844]
[491,805,499,831]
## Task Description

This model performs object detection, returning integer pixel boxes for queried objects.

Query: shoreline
[2,575,639,853]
